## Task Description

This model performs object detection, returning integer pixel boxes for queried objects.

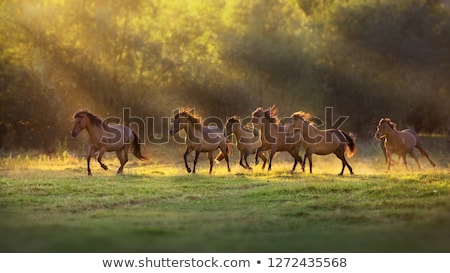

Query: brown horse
[289,111,356,175]
[223,116,268,170]
[71,110,147,176]
[375,118,435,171]
[251,105,304,172]
[169,109,231,174]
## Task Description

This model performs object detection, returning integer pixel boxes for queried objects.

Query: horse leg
[243,151,253,170]
[87,147,94,176]
[334,150,353,175]
[239,151,247,169]
[192,149,200,174]
[255,147,262,165]
[116,149,126,175]
[381,139,388,163]
[97,148,108,171]
[219,142,231,172]
[303,151,313,173]
[184,146,194,173]
[385,149,392,171]
[208,151,213,174]
[416,143,436,167]
[268,147,276,171]
[401,153,408,170]
[258,151,268,170]
[288,151,297,172]
[409,151,422,170]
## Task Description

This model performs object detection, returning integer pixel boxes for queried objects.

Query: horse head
[375,118,397,139]
[251,107,264,125]
[71,111,90,137]
[224,116,240,137]
[170,108,199,136]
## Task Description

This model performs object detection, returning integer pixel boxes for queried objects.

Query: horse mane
[74,110,105,128]
[291,111,315,126]
[263,105,280,124]
[227,116,240,123]
[176,109,201,124]
[252,107,263,117]
[227,116,259,137]
[379,118,397,130]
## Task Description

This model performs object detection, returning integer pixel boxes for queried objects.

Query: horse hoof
[102,165,108,170]
[187,168,192,173]
[248,167,253,171]
[88,173,92,176]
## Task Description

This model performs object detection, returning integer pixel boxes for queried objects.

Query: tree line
[0,0,449,153]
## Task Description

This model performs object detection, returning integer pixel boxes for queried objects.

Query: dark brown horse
[375,118,435,171]
[289,111,356,175]
[169,109,231,174]
[252,105,304,172]
[71,110,147,176]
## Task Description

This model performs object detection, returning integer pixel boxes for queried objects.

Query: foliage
[1,0,449,151]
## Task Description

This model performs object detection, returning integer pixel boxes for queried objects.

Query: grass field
[0,138,449,253]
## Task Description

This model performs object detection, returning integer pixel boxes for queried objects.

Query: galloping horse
[71,110,147,176]
[289,111,356,175]
[375,118,435,171]
[252,105,304,172]
[223,116,267,170]
[169,109,231,174]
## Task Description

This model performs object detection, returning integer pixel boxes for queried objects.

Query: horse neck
[298,119,322,141]
[384,125,399,139]
[184,122,202,140]
[85,121,105,141]
[234,123,249,139]
[261,119,282,141]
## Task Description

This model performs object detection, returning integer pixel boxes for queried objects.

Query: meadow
[0,138,449,253]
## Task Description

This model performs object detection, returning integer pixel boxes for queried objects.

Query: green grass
[0,144,449,253]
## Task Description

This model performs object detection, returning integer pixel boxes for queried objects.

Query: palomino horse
[375,118,435,171]
[251,105,304,172]
[71,110,147,176]
[223,116,267,170]
[169,109,231,174]
[289,111,356,175]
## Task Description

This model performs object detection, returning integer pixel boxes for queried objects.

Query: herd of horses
[71,106,436,176]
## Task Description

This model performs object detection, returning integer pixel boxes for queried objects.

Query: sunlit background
[0,0,449,155]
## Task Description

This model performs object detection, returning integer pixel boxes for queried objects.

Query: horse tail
[214,142,233,163]
[132,131,148,160]
[341,131,357,158]
[215,152,225,163]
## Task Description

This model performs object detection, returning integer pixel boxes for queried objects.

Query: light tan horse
[375,118,435,171]
[290,111,356,175]
[223,116,268,170]
[251,105,304,172]
[169,109,231,174]
[71,110,147,176]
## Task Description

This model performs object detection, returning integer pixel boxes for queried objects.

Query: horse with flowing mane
[71,110,147,176]
[169,109,231,174]
[251,105,304,172]
[289,111,356,175]
[375,118,435,171]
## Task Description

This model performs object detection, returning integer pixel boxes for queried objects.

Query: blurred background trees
[0,0,449,152]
